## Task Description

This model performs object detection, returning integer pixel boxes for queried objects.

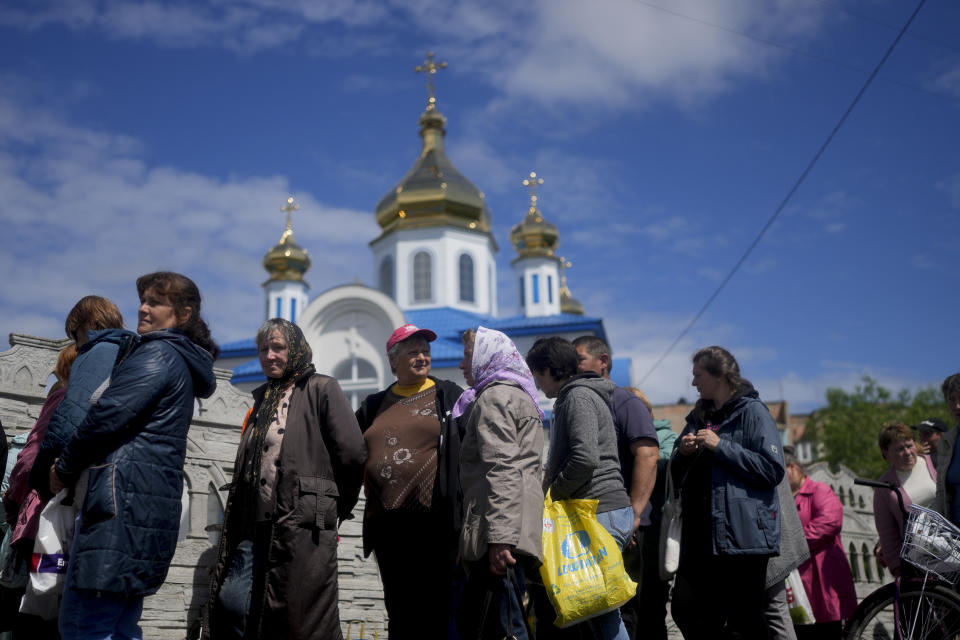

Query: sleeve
[474,388,533,546]
[55,343,172,485]
[316,378,367,521]
[657,422,678,461]
[802,482,844,554]
[5,390,66,517]
[873,485,903,573]
[613,390,658,445]
[670,416,698,484]
[549,390,600,499]
[711,403,784,489]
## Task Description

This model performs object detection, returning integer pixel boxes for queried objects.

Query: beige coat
[459,381,545,563]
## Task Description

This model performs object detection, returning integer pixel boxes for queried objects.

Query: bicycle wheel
[844,582,960,640]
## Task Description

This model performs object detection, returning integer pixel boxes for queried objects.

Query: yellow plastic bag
[539,491,637,627]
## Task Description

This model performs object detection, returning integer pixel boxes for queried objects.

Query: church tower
[510,172,563,317]
[262,197,311,322]
[371,52,498,315]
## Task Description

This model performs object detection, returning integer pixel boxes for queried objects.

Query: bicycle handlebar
[854,477,907,520]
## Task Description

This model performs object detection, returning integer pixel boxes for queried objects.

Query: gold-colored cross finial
[522,172,544,211]
[281,196,300,234]
[415,51,447,110]
[559,256,572,284]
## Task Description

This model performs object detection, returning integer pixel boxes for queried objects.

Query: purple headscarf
[452,326,544,420]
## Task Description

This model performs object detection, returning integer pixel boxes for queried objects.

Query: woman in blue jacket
[51,272,219,640]
[670,346,784,640]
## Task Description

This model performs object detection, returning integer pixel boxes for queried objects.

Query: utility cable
[638,0,929,385]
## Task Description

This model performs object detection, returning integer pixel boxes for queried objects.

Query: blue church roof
[221,307,611,385]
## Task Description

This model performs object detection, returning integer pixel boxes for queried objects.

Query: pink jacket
[795,476,858,622]
[873,455,937,575]
[2,387,67,546]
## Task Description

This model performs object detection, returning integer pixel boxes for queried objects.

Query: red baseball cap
[386,324,437,352]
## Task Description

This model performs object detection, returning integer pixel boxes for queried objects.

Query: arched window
[459,254,475,303]
[412,251,432,302]
[861,543,873,582]
[379,256,394,299]
[849,543,860,582]
[848,488,855,506]
[858,494,865,509]
[333,357,379,411]
[207,483,224,546]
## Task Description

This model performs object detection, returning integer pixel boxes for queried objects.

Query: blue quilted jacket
[55,329,216,595]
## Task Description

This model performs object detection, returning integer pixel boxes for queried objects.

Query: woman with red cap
[355,324,465,639]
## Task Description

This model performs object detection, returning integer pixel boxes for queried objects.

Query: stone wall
[0,334,388,639]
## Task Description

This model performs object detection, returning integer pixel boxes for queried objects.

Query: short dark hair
[943,373,960,403]
[692,346,747,389]
[572,335,610,358]
[64,295,124,341]
[526,337,579,381]
[878,422,914,453]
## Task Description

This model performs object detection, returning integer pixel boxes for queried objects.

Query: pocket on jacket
[726,498,770,552]
[82,463,117,524]
[296,476,338,530]
[757,504,779,550]
[459,502,484,562]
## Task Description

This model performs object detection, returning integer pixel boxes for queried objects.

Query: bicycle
[843,478,960,639]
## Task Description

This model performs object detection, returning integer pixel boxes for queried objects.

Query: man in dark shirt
[573,336,658,639]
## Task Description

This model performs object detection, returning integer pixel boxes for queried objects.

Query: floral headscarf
[452,326,544,420]
[241,318,315,487]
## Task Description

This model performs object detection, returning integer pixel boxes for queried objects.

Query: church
[215,55,631,406]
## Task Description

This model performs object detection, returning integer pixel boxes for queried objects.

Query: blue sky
[1,0,957,412]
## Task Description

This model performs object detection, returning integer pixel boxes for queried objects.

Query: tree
[806,376,952,479]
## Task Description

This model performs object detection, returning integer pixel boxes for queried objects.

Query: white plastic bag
[20,489,75,620]
[658,458,682,581]
[785,568,815,625]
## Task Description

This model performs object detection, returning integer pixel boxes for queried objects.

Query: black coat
[56,329,216,595]
[355,376,463,556]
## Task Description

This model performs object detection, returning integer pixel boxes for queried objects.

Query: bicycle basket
[901,504,960,584]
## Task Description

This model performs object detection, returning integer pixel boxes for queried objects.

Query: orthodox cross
[559,256,573,285]
[281,196,299,233]
[415,51,448,109]
[522,172,544,210]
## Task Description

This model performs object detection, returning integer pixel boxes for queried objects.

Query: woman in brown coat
[207,318,366,640]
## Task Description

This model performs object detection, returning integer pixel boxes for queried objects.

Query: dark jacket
[55,329,216,595]
[207,374,366,640]
[29,329,136,498]
[673,387,784,555]
[355,376,463,556]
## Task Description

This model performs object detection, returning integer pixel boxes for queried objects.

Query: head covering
[452,326,544,420]
[242,319,315,487]
[386,324,437,352]
[913,418,948,433]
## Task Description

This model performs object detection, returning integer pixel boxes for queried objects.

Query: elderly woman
[786,450,856,640]
[670,346,784,640]
[49,272,219,639]
[454,327,544,639]
[874,421,936,576]
[355,324,464,639]
[208,318,365,640]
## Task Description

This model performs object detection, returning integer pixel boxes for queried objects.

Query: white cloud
[0,85,377,345]
[937,172,960,208]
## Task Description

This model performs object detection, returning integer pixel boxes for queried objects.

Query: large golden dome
[374,54,493,244]
[263,197,311,284]
[510,172,560,264]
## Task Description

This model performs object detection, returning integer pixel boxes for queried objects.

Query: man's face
[532,369,563,399]
[919,429,942,453]
[575,345,609,378]
[950,393,960,425]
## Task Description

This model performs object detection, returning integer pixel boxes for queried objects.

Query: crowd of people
[0,285,958,640]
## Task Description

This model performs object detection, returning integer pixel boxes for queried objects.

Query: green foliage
[806,376,952,478]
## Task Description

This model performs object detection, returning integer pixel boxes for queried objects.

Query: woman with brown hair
[49,272,218,639]
[670,346,784,640]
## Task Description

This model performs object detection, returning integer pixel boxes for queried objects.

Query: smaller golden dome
[510,172,560,263]
[263,197,311,285]
[558,257,584,315]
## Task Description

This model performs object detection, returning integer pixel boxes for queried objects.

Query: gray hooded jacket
[545,374,631,513]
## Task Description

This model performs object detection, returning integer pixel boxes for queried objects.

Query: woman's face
[692,363,724,403]
[883,438,917,472]
[137,287,181,334]
[459,339,475,387]
[258,329,289,379]
[786,463,805,493]
[390,337,431,386]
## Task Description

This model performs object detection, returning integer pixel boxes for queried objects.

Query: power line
[811,0,960,55]
[638,0,929,385]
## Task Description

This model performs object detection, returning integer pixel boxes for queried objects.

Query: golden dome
[374,54,494,245]
[263,197,311,285]
[510,172,560,264]
[559,258,584,315]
